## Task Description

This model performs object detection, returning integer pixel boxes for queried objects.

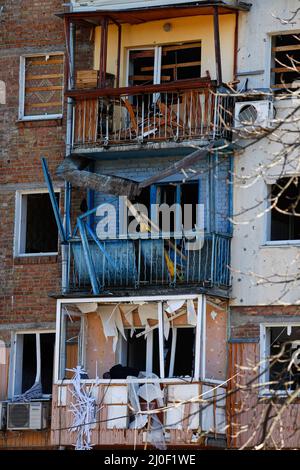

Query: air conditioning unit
[234,100,274,128]
[7,402,49,430]
[0,402,7,430]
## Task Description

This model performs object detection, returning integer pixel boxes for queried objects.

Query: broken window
[271,34,300,90]
[16,191,60,255]
[13,332,55,397]
[59,311,85,380]
[19,53,64,120]
[263,325,300,392]
[269,178,300,241]
[125,330,147,371]
[128,43,201,86]
[128,49,156,87]
[161,43,201,82]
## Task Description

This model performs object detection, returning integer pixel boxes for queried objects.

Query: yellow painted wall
[93,14,236,85]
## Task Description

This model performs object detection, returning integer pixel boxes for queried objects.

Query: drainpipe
[62,21,75,294]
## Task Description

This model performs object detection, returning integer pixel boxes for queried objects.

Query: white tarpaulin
[187,299,197,326]
[97,304,125,352]
[77,302,98,314]
[165,299,185,314]
[138,304,158,325]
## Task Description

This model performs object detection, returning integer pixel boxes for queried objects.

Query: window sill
[14,254,58,265]
[259,389,297,399]
[16,117,63,127]
[261,241,300,247]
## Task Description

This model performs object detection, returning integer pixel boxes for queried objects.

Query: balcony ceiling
[57,2,251,26]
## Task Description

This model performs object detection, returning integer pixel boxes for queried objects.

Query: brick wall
[0,1,65,333]
[230,305,300,339]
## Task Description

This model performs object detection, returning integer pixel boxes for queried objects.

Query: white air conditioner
[7,402,49,430]
[234,100,274,128]
[0,402,7,430]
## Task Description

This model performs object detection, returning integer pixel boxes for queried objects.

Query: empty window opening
[14,333,55,396]
[128,42,201,87]
[128,49,155,87]
[265,326,300,391]
[161,43,201,82]
[59,313,84,380]
[17,192,59,255]
[126,330,147,371]
[271,34,300,90]
[173,328,195,377]
[181,182,199,230]
[153,326,196,378]
[269,178,300,241]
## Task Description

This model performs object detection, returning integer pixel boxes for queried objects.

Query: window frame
[264,181,300,246]
[14,188,60,257]
[54,295,206,383]
[269,30,300,91]
[9,329,56,400]
[126,41,202,87]
[260,323,300,396]
[19,52,64,121]
[58,308,86,381]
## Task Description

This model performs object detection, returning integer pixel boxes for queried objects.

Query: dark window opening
[272,34,300,90]
[173,328,195,376]
[181,182,198,230]
[126,330,147,371]
[158,184,177,232]
[269,326,300,391]
[270,178,300,241]
[128,182,199,234]
[152,328,161,376]
[24,193,59,253]
[128,49,155,87]
[129,187,151,233]
[161,43,201,82]
[21,333,55,395]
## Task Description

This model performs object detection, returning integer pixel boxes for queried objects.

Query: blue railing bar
[41,157,67,244]
[65,181,71,238]
[77,218,100,295]
[85,222,117,270]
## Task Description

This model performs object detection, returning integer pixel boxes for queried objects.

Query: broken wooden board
[56,156,140,198]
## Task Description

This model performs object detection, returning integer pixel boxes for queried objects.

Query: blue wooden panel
[72,240,137,287]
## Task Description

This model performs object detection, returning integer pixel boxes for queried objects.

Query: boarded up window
[21,54,64,118]
[271,34,300,90]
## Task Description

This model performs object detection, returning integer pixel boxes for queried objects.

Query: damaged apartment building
[0,0,300,450]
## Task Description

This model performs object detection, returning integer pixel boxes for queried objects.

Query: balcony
[69,79,234,151]
[68,232,231,293]
[51,379,227,448]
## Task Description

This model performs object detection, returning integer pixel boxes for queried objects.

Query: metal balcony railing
[68,232,231,292]
[70,80,234,148]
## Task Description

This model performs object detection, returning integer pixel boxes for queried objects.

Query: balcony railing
[68,80,234,149]
[51,380,227,447]
[68,232,231,292]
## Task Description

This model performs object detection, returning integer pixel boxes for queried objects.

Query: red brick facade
[0,1,65,328]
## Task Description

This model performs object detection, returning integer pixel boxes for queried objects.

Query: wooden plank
[67,78,215,99]
[129,75,155,81]
[27,59,64,65]
[26,73,63,80]
[142,61,201,72]
[130,50,155,59]
[163,42,201,52]
[25,85,63,92]
[271,66,300,73]
[271,82,300,88]
[26,101,62,108]
[272,44,300,52]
